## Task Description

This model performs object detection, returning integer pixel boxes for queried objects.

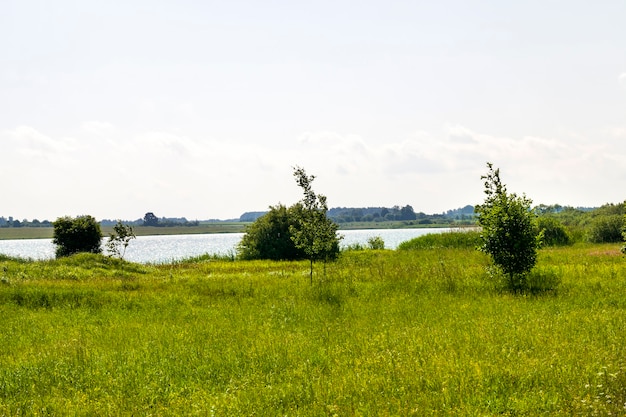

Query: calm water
[0,228,453,264]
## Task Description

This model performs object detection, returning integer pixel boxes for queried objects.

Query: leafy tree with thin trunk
[106,220,136,260]
[290,166,342,283]
[53,215,103,258]
[475,163,542,292]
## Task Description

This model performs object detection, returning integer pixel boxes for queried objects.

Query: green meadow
[1,242,625,415]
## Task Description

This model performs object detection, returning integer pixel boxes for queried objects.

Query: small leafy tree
[106,220,136,260]
[290,166,342,283]
[53,215,103,258]
[475,163,542,292]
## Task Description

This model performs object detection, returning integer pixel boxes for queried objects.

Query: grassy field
[0,244,625,415]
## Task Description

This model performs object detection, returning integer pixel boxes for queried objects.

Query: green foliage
[237,167,341,271]
[52,215,103,258]
[143,212,159,226]
[105,220,136,260]
[588,214,624,243]
[475,163,542,292]
[342,236,386,252]
[237,204,304,260]
[622,203,626,254]
[367,236,385,250]
[537,217,571,246]
[397,229,482,250]
[289,167,342,282]
[533,203,626,245]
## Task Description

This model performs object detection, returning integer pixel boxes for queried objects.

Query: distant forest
[0,204,601,228]
[241,205,478,225]
[0,213,200,228]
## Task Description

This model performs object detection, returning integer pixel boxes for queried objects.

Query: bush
[342,236,386,252]
[237,204,304,260]
[52,215,103,258]
[588,215,623,243]
[367,236,385,250]
[537,217,571,246]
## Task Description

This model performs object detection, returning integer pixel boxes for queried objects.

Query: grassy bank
[0,245,625,415]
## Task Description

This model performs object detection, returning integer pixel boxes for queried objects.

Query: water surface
[0,228,452,264]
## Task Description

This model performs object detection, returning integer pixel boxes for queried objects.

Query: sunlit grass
[397,229,481,250]
[0,245,625,415]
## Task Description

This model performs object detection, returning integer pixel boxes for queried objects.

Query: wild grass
[397,229,482,250]
[0,245,625,415]
[0,227,55,240]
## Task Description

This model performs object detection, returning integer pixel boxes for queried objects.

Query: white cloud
[620,73,626,89]
[3,123,626,221]
[3,125,76,158]
[606,127,626,138]
[82,121,115,135]
[432,125,626,207]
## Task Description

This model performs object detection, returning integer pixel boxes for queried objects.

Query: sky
[2,0,625,221]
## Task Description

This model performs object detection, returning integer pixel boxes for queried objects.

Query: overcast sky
[2,0,625,221]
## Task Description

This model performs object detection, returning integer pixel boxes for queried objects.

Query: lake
[0,228,454,264]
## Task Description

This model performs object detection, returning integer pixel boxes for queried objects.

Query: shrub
[367,236,385,250]
[52,215,103,258]
[238,167,342,270]
[537,217,571,246]
[342,236,386,252]
[237,204,304,261]
[343,243,367,252]
[588,215,623,243]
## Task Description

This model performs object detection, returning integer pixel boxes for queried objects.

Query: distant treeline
[240,204,478,224]
[0,204,608,229]
[107,212,200,227]
[0,217,52,228]
[0,213,200,228]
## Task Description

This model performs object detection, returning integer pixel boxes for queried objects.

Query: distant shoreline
[0,222,469,240]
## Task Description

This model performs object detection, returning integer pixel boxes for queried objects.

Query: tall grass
[397,229,481,250]
[0,246,625,415]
